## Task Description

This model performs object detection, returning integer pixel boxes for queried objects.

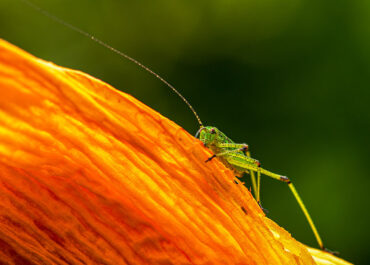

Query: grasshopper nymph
[23,0,333,252]
[194,126,325,250]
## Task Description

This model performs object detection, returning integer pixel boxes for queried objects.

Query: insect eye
[210,128,216,134]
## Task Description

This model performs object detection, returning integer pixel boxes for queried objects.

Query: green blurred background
[1,0,369,263]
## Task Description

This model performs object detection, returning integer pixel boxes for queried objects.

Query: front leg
[205,148,246,162]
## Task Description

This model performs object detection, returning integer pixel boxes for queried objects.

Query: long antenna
[21,0,204,127]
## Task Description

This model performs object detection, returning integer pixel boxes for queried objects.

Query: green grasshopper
[196,126,324,250]
[23,0,329,252]
[194,125,324,251]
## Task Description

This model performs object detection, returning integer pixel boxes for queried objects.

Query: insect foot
[205,154,216,163]
[258,202,269,214]
[324,248,340,256]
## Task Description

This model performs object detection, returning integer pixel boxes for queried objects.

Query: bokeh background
[1,0,369,263]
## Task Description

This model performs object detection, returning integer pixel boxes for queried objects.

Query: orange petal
[0,39,352,265]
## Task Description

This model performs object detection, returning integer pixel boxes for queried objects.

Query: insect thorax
[199,126,246,175]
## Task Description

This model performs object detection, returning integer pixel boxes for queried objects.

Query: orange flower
[0,39,351,265]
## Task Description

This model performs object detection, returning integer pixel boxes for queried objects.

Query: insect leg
[211,144,262,203]
[225,155,324,250]
[259,168,324,250]
[209,143,249,161]
[245,151,258,200]
[250,169,258,199]
[257,169,261,204]
[248,158,267,213]
[216,143,248,149]
[207,152,259,167]
[205,147,250,163]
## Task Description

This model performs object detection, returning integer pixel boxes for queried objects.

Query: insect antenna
[21,0,204,128]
